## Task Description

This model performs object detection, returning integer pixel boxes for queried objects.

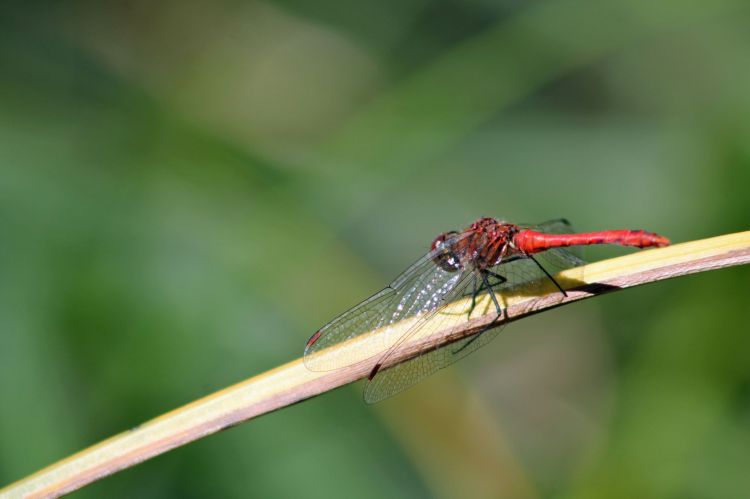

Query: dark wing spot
[368,363,382,381]
[306,331,322,349]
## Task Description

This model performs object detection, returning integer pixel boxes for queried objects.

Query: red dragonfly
[304,218,669,403]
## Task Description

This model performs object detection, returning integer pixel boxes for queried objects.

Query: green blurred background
[1,0,749,497]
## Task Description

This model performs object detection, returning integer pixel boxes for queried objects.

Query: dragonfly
[304,218,669,403]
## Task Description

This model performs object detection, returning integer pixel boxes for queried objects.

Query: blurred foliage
[1,1,749,498]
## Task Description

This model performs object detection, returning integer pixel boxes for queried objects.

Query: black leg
[484,270,507,285]
[465,269,506,319]
[454,273,505,355]
[481,271,503,315]
[527,254,568,297]
[467,275,478,319]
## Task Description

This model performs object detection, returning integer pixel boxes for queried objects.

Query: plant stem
[2,231,749,499]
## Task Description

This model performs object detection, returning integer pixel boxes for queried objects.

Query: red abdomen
[514,229,670,254]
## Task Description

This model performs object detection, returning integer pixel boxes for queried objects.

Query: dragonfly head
[431,231,462,272]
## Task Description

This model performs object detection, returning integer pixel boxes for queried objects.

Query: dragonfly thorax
[431,219,523,272]
[461,218,521,270]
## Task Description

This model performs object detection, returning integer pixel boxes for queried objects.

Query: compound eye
[430,231,461,272]
[430,231,458,250]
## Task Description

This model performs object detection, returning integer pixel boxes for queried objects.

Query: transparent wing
[364,325,503,404]
[363,271,481,403]
[304,234,472,372]
[527,218,576,234]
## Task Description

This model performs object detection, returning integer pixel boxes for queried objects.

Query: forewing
[304,240,471,372]
[306,219,590,400]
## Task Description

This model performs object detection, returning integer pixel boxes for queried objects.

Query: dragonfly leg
[484,270,507,285]
[453,270,505,354]
[442,274,489,319]
[480,271,503,316]
[527,254,568,297]
[466,270,506,318]
[467,275,478,319]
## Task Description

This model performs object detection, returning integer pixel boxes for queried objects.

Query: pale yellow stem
[2,231,749,499]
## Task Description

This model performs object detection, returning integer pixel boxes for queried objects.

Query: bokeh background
[1,1,749,498]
